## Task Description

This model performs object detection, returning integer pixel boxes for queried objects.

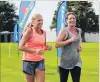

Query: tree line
[50,1,99,42]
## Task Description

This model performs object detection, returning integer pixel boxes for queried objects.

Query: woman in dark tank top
[55,12,82,82]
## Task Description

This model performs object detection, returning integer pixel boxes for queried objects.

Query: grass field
[1,42,99,82]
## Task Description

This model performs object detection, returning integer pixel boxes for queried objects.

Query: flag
[56,1,67,56]
[13,24,18,42]
[18,1,36,42]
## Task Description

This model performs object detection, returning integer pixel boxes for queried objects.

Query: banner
[13,24,18,42]
[56,1,67,56]
[18,1,36,42]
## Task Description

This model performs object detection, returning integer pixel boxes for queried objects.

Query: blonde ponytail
[22,13,42,34]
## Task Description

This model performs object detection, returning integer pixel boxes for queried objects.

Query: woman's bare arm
[18,28,35,53]
[55,28,71,48]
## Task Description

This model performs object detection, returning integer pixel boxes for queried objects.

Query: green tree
[50,1,99,42]
[0,1,18,32]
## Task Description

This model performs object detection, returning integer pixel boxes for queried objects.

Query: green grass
[1,42,99,82]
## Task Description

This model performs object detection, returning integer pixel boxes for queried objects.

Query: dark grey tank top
[59,28,82,69]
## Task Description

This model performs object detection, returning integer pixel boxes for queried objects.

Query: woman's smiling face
[32,16,43,29]
[67,14,76,27]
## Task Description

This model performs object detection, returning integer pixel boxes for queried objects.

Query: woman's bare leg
[24,73,35,82]
[35,69,45,82]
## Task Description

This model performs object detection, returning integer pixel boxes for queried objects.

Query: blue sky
[9,1,99,31]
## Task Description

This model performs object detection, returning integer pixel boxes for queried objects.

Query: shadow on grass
[46,72,57,75]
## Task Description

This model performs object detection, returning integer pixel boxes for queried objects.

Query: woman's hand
[45,45,52,51]
[77,46,82,52]
[34,49,45,55]
[69,35,79,42]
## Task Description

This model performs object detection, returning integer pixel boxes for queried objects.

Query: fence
[0,31,99,42]
[0,31,14,42]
